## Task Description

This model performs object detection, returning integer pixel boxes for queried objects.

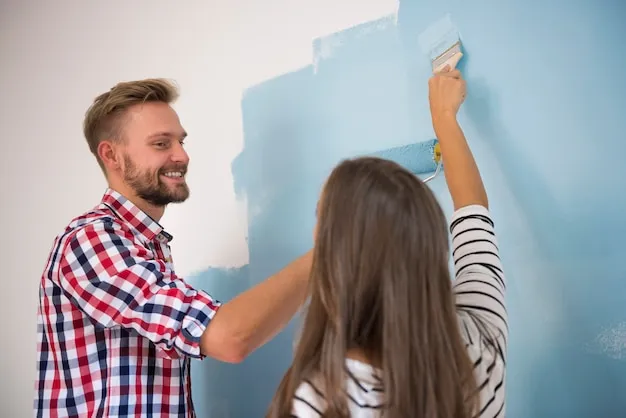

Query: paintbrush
[431,40,463,73]
[418,14,464,73]
[363,16,466,183]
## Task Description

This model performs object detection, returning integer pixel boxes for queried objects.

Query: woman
[266,67,507,418]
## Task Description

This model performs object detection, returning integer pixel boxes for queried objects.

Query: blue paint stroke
[416,13,462,62]
[185,266,250,417]
[190,0,626,416]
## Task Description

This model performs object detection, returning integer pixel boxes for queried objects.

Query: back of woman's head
[267,157,478,418]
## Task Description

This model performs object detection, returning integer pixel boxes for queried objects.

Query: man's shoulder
[56,204,135,249]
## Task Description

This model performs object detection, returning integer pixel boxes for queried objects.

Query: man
[34,78,312,417]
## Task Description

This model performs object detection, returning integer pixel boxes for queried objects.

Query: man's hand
[428,65,466,120]
[199,249,313,363]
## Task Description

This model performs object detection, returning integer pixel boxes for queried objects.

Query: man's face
[116,102,190,207]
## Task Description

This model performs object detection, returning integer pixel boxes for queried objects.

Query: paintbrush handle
[433,52,463,74]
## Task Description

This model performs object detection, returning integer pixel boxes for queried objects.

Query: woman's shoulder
[291,359,385,417]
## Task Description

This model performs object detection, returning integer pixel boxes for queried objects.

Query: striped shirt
[291,204,507,417]
[34,188,222,417]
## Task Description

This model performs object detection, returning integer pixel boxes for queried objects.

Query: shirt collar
[100,187,173,244]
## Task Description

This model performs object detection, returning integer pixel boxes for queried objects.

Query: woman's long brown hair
[266,157,479,418]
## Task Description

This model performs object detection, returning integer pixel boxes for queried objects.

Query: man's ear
[97,140,120,172]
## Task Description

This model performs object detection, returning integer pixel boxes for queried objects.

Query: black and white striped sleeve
[451,204,508,417]
[451,204,508,348]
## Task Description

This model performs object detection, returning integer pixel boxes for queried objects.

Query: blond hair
[83,78,179,171]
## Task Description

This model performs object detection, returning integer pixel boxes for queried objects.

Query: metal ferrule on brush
[432,40,461,71]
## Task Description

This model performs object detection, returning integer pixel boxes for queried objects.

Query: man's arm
[199,250,312,363]
[59,218,221,360]
[59,217,313,364]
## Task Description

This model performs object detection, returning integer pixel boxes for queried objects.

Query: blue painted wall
[190,0,626,416]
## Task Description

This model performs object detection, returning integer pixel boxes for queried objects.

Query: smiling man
[34,79,312,417]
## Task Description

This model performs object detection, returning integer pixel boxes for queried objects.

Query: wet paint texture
[189,0,626,416]
[369,138,440,176]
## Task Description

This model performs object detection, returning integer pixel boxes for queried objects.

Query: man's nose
[171,141,190,165]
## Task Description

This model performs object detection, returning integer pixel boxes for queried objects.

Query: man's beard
[123,155,190,207]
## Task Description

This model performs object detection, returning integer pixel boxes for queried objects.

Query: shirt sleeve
[450,204,508,356]
[57,217,221,359]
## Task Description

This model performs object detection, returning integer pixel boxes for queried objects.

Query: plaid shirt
[34,188,221,417]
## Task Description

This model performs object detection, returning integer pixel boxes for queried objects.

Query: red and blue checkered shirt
[34,188,221,417]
